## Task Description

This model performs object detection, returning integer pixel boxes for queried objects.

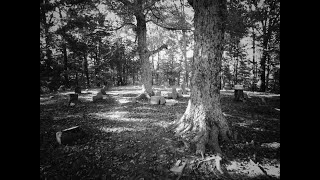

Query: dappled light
[41,0,279,178]
[100,126,147,133]
[90,111,128,120]
[41,86,280,179]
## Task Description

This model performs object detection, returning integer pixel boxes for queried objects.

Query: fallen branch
[249,159,272,179]
[196,155,223,174]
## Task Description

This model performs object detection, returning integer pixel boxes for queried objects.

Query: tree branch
[187,0,194,7]
[143,0,158,11]
[109,22,137,31]
[117,0,133,6]
[149,20,192,31]
[146,44,168,57]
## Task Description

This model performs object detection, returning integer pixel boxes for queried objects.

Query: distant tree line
[40,0,279,94]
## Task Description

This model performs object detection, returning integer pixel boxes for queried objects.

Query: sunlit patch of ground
[40,85,280,179]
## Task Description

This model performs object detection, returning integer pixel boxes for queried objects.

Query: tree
[105,0,170,98]
[172,0,232,160]
[245,0,280,92]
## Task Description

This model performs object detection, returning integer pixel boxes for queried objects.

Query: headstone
[165,99,178,106]
[100,88,106,95]
[131,97,136,103]
[177,89,183,98]
[159,96,166,105]
[155,90,161,96]
[234,85,244,101]
[172,87,178,99]
[93,92,103,102]
[167,92,173,99]
[69,94,78,105]
[56,126,86,145]
[75,86,81,94]
[150,96,161,104]
[181,83,186,94]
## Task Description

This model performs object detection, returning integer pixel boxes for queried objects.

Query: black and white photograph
[40,0,280,179]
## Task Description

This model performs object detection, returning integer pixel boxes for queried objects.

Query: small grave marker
[69,94,78,106]
[234,85,245,101]
[56,126,86,145]
[93,92,103,102]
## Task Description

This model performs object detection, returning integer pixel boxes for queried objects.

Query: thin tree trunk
[180,0,189,87]
[83,54,90,88]
[260,49,267,92]
[235,57,239,85]
[156,52,160,85]
[132,66,135,85]
[252,28,256,92]
[260,17,272,92]
[174,0,232,158]
[151,54,154,85]
[62,43,69,88]
[182,30,189,87]
[266,53,270,91]
[75,71,79,86]
[41,0,53,71]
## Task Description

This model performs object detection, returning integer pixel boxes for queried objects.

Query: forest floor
[40,85,280,180]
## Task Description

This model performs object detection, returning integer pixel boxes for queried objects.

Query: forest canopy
[40,0,280,93]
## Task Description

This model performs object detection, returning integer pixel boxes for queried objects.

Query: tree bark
[83,54,90,88]
[75,71,79,86]
[266,53,271,91]
[180,0,189,87]
[259,15,272,92]
[252,28,256,92]
[62,43,69,88]
[174,0,232,157]
[136,11,154,97]
[182,30,189,87]
[234,57,239,85]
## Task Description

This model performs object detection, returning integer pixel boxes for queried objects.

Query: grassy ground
[40,85,280,180]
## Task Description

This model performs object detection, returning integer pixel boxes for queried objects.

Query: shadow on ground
[40,86,280,179]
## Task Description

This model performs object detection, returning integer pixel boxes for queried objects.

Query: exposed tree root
[171,100,235,170]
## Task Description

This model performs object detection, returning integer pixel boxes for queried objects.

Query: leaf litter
[40,86,280,179]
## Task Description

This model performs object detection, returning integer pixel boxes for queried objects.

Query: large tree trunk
[136,12,153,97]
[173,0,232,157]
[135,11,167,99]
